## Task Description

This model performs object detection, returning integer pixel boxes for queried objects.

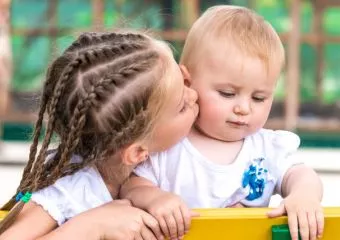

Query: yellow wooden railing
[1,208,340,239]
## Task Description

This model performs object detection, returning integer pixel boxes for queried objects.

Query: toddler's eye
[252,96,265,102]
[218,91,235,98]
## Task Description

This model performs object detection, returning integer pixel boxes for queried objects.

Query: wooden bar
[266,118,340,132]
[320,0,340,7]
[92,0,104,31]
[1,111,37,123]
[181,0,200,29]
[313,1,324,104]
[9,26,340,44]
[3,208,340,239]
[279,33,340,44]
[5,0,340,131]
[285,0,301,130]
[0,0,12,127]
[48,0,58,59]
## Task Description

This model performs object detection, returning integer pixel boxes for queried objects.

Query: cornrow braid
[0,31,167,234]
[37,50,158,190]
[65,32,147,53]
[31,43,155,191]
[28,58,83,190]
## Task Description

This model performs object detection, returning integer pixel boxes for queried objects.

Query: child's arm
[0,201,58,240]
[120,174,198,240]
[268,164,323,240]
[36,200,163,240]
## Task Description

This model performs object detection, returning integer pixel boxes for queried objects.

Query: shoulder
[54,166,108,196]
[248,128,300,152]
[135,138,193,183]
[31,160,111,225]
[149,138,192,161]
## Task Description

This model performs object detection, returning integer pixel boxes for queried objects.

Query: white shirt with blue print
[134,128,302,208]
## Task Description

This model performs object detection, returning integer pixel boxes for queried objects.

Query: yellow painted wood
[185,208,340,239]
[1,208,340,239]
[0,210,7,221]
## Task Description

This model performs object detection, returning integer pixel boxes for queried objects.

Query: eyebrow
[253,89,273,95]
[216,82,273,94]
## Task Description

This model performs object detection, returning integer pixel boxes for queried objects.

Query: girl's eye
[218,91,235,98]
[252,96,265,102]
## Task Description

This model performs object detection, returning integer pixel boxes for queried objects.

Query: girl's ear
[121,143,149,166]
[179,65,192,87]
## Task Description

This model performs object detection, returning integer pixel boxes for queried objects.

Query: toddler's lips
[227,121,247,127]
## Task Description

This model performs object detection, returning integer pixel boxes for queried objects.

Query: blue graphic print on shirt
[242,157,268,201]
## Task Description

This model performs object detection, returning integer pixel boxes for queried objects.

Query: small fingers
[173,208,185,238]
[142,213,164,240]
[316,208,324,239]
[297,211,309,240]
[267,203,286,218]
[180,205,192,234]
[140,226,157,240]
[158,217,170,238]
[288,211,299,240]
[164,213,178,240]
[307,211,317,240]
[134,232,143,240]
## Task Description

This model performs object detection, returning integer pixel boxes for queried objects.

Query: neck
[96,155,133,199]
[188,125,244,165]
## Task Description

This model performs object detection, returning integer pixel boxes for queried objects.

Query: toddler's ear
[179,65,192,87]
[121,143,149,166]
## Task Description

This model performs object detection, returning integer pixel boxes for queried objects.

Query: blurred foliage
[9,0,340,104]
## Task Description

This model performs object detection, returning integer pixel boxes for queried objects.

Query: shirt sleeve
[31,167,112,225]
[133,153,162,186]
[264,130,302,195]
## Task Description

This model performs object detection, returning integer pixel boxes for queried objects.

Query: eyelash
[252,97,265,102]
[218,91,234,98]
[218,91,266,102]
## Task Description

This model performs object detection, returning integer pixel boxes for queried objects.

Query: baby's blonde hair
[180,5,285,73]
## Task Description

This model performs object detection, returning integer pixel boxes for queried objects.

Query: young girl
[0,31,198,240]
[121,6,324,240]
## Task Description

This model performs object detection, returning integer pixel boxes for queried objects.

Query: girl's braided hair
[0,31,173,233]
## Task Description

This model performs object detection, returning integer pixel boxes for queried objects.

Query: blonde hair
[180,5,285,72]
[0,31,175,233]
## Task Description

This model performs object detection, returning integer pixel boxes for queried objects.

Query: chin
[225,137,244,142]
[220,132,246,142]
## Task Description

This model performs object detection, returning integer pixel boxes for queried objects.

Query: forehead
[199,43,281,87]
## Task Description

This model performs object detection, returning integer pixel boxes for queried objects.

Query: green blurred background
[3,0,340,147]
[9,0,340,103]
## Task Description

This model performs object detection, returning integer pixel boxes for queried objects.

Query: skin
[0,43,198,240]
[122,40,324,240]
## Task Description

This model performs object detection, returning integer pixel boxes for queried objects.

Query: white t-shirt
[134,129,302,208]
[31,129,301,225]
[31,159,112,225]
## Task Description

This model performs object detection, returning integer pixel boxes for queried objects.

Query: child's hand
[229,202,246,208]
[79,199,164,240]
[146,191,199,240]
[267,194,324,240]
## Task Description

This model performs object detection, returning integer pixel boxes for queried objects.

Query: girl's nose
[187,87,198,106]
